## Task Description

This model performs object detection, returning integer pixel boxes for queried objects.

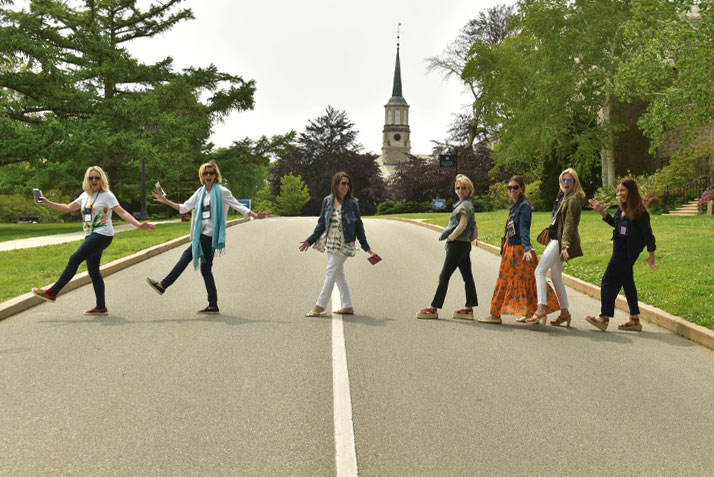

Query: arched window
[396,110,401,124]
[387,110,392,124]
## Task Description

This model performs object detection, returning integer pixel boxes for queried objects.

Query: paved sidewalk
[0,219,182,251]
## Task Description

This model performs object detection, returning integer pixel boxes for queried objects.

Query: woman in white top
[32,166,155,314]
[146,161,270,314]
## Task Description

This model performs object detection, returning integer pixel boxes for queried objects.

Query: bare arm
[38,194,80,213]
[152,191,181,212]
[112,205,155,230]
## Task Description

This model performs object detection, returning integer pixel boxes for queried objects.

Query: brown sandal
[618,317,642,331]
[585,315,609,331]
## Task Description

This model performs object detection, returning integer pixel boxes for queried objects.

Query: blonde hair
[199,161,222,185]
[82,166,110,194]
[559,167,586,200]
[455,174,474,196]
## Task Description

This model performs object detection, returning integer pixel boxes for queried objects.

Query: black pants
[600,242,640,317]
[431,241,478,309]
[161,234,218,307]
[51,232,113,308]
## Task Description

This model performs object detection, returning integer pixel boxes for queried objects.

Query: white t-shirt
[178,186,250,236]
[73,191,120,236]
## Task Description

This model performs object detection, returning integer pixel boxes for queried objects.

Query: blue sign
[432,199,446,210]
[238,199,251,210]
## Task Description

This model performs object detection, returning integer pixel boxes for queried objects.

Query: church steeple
[381,28,411,171]
[392,47,402,98]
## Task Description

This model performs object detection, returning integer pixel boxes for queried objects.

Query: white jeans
[535,239,569,309]
[316,253,353,309]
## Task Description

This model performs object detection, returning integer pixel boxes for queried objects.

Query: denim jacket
[306,194,370,251]
[505,197,533,252]
[439,199,475,242]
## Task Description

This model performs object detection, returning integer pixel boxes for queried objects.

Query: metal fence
[663,171,714,213]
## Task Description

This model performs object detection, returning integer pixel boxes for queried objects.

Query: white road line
[331,287,358,477]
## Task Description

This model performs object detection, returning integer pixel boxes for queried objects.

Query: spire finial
[396,22,402,50]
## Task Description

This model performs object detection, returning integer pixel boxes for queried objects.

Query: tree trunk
[600,92,616,187]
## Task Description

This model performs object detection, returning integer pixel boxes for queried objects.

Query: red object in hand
[368,254,382,265]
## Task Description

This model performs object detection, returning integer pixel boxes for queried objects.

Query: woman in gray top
[417,174,479,320]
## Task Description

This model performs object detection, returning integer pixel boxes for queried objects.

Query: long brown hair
[331,171,354,200]
[619,177,646,221]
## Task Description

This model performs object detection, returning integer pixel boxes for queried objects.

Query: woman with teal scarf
[146,162,270,314]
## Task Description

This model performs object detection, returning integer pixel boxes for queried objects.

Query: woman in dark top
[586,178,657,331]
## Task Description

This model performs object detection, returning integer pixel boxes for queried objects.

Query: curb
[0,217,249,322]
[385,216,714,351]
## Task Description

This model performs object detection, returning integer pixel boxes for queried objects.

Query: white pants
[535,239,569,309]
[316,253,353,309]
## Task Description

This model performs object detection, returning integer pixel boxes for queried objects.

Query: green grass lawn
[0,222,85,242]
[380,210,714,329]
[0,222,192,303]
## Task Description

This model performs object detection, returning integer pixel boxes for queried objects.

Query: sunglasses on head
[507,185,520,191]
[561,178,574,184]
[202,170,216,176]
[88,176,101,181]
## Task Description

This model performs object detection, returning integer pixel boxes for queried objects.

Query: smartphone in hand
[368,254,382,265]
[154,182,166,196]
[32,188,43,203]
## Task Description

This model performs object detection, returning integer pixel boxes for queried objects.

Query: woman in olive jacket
[586,178,657,331]
[528,167,586,325]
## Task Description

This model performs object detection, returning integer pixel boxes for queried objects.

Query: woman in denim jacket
[417,174,478,320]
[480,176,559,324]
[299,171,377,317]
[585,177,657,331]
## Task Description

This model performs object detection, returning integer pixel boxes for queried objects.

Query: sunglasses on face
[561,178,574,184]
[340,181,350,186]
[202,170,216,176]
[507,185,520,191]
[88,176,101,181]
[455,186,468,190]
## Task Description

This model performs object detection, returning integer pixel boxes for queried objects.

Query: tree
[614,0,714,155]
[462,0,640,186]
[276,174,310,216]
[271,106,386,215]
[426,4,514,148]
[0,0,255,203]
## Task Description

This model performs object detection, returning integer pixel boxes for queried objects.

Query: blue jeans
[161,234,217,307]
[51,233,113,308]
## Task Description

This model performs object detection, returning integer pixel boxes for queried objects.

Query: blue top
[306,194,370,252]
[604,208,656,258]
[505,197,533,252]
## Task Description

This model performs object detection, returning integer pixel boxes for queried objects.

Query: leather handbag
[536,228,550,246]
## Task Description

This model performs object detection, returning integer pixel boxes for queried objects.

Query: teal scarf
[192,184,226,269]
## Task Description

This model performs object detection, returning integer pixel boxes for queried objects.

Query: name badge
[506,218,516,238]
[202,203,211,220]
[619,225,627,236]
[84,207,92,223]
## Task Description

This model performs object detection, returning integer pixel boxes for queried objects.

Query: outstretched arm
[38,194,80,214]
[112,205,155,230]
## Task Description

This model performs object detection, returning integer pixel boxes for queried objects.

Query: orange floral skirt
[490,243,560,318]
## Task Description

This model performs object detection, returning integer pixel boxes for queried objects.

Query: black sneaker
[197,306,219,314]
[146,277,165,295]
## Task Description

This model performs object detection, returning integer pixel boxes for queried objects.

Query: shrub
[525,180,547,211]
[488,182,510,210]
[275,174,310,216]
[252,183,277,213]
[471,194,494,212]
[0,194,69,222]
[376,199,432,215]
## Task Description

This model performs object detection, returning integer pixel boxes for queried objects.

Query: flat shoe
[478,317,502,324]
[585,315,608,331]
[305,310,325,317]
[515,316,527,323]
[334,308,354,315]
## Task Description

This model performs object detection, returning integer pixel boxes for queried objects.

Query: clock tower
[380,39,411,172]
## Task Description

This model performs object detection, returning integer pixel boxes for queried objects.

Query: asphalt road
[1,217,713,476]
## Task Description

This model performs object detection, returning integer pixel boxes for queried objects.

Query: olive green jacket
[556,193,585,260]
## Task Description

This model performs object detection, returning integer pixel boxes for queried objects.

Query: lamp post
[138,158,149,220]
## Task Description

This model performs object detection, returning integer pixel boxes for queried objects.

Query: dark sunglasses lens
[508,185,520,190]
[89,176,100,181]
[340,181,350,186]
[203,171,215,176]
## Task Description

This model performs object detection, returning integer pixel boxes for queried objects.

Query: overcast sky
[130,0,510,156]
